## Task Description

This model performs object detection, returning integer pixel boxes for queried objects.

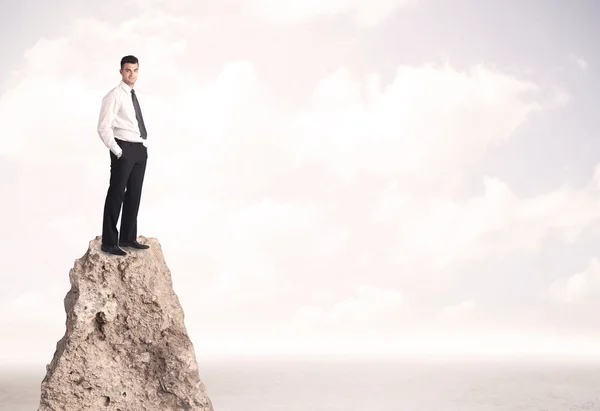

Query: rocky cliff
[38,236,213,411]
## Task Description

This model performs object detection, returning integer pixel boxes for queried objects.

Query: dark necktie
[131,89,147,139]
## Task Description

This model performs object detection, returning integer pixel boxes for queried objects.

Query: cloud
[549,257,600,304]
[125,0,417,27]
[439,299,476,321]
[283,64,541,181]
[1,11,543,184]
[1,6,596,358]
[241,0,417,26]
[549,88,571,107]
[569,54,588,70]
[0,12,195,165]
[377,169,600,269]
[0,288,66,364]
[530,256,600,334]
[282,285,404,337]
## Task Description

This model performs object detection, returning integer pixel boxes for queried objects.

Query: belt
[116,138,144,146]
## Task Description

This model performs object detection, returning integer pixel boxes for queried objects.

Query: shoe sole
[101,247,127,256]
[119,244,149,249]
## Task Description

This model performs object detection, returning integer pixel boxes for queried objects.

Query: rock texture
[38,236,213,411]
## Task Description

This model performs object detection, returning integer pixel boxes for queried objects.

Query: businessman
[97,55,150,256]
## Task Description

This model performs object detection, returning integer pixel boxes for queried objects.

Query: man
[97,55,150,256]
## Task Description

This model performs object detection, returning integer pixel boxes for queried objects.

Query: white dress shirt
[97,80,148,157]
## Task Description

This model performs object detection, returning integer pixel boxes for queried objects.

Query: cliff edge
[38,236,213,411]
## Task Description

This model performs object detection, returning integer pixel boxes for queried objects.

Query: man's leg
[102,144,135,246]
[119,145,147,243]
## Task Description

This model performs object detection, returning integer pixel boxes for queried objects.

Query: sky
[2,0,600,365]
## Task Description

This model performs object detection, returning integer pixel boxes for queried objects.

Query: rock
[38,236,214,411]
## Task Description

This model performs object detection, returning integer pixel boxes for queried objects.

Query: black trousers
[102,139,148,246]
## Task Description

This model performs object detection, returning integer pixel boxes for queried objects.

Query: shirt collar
[119,80,134,93]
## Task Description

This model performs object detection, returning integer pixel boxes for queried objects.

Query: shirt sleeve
[97,91,123,156]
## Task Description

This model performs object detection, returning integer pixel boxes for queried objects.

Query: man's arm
[97,91,123,157]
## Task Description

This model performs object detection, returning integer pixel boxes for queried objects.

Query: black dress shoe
[101,244,127,256]
[119,240,149,249]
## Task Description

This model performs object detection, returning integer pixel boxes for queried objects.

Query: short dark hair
[120,55,139,69]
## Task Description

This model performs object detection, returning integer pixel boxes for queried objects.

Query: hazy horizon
[6,356,600,411]
[3,0,600,366]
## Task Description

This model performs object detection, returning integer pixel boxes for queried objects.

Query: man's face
[120,63,138,86]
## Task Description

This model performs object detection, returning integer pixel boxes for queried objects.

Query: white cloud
[0,288,66,364]
[284,64,541,181]
[241,0,417,26]
[439,299,477,320]
[2,5,598,359]
[0,12,196,165]
[125,0,416,27]
[549,257,600,304]
[371,181,412,222]
[282,285,404,337]
[548,88,571,108]
[378,171,600,269]
[1,13,543,185]
[569,54,588,70]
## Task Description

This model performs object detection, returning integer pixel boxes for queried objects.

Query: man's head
[120,55,139,87]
